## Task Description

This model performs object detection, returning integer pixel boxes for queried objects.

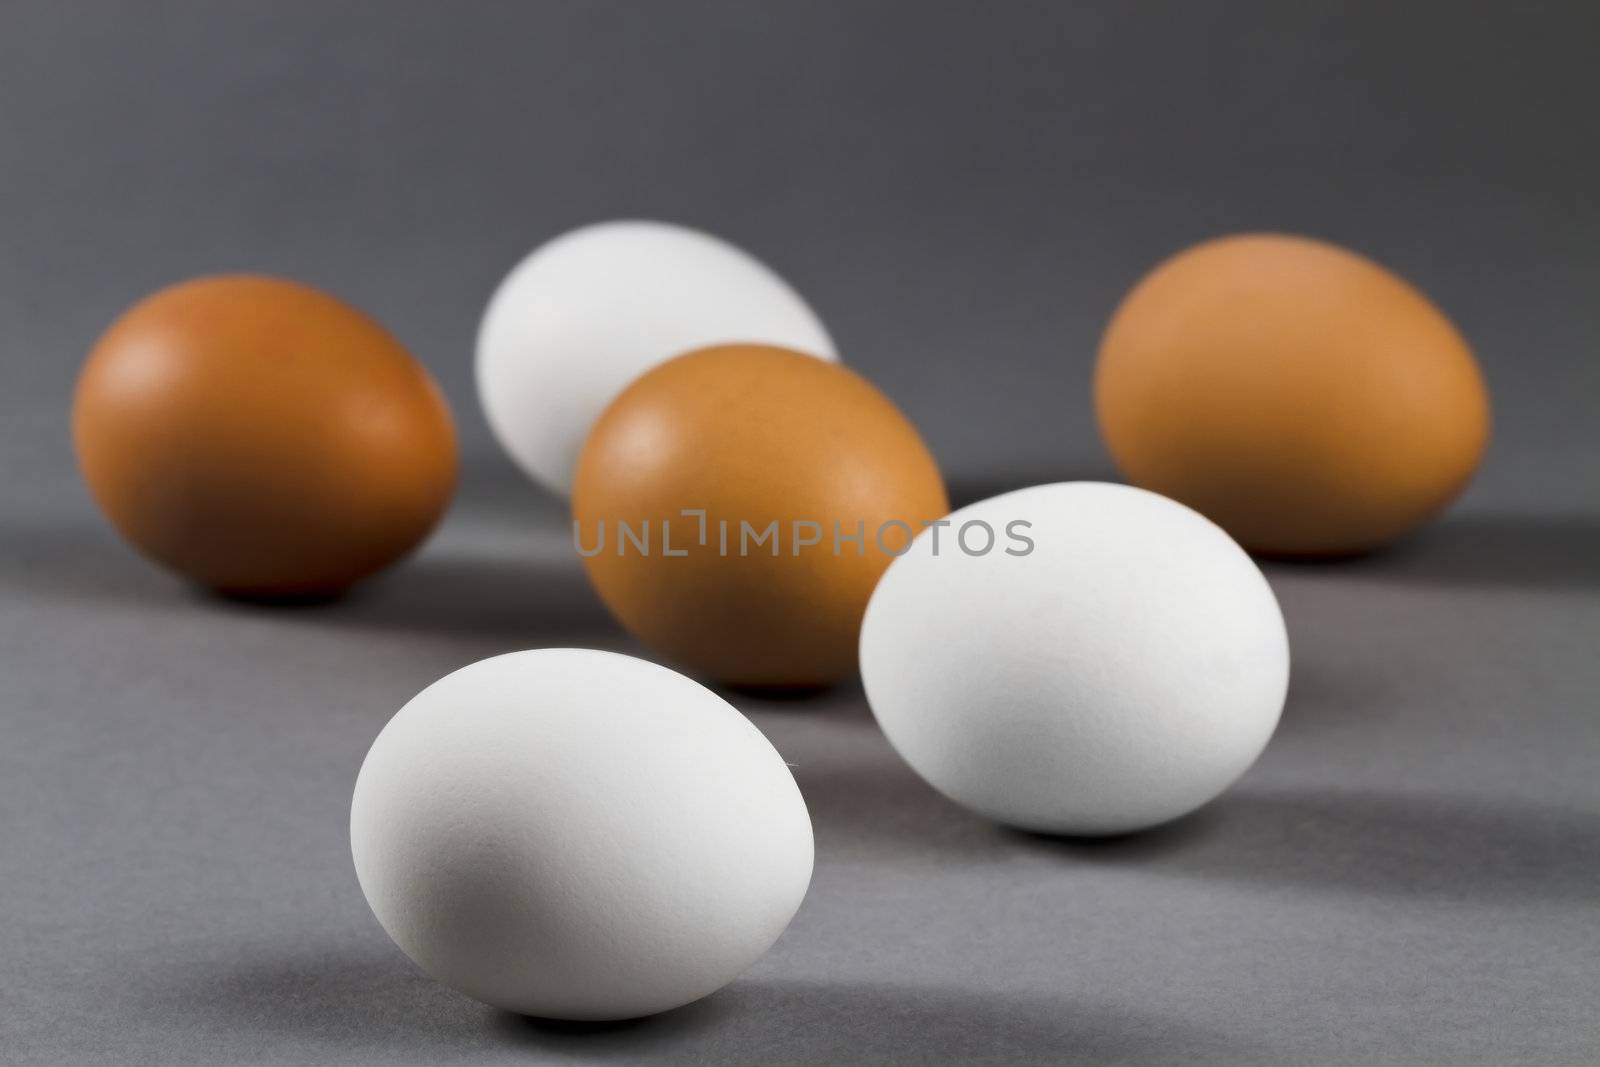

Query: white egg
[350,649,814,1020]
[860,482,1289,835]
[476,220,837,496]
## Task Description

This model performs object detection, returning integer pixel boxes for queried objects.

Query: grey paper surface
[3,3,1597,1063]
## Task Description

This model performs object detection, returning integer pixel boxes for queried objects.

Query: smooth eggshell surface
[572,344,948,688]
[349,649,814,1021]
[860,482,1288,835]
[476,220,836,496]
[1095,233,1490,556]
[73,275,456,595]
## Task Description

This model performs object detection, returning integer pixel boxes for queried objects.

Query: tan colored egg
[1094,234,1490,556]
[73,275,457,595]
[572,344,948,688]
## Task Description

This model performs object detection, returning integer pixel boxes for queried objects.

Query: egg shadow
[789,733,1600,907]
[144,945,512,1055]
[0,517,164,600]
[1271,645,1408,739]
[726,682,839,702]
[1262,513,1600,590]
[0,505,627,652]
[723,678,874,726]
[1028,787,1600,905]
[945,465,1121,509]
[152,944,712,1057]
[789,750,1021,860]
[496,979,1261,1063]
[314,549,622,647]
[153,945,1259,1063]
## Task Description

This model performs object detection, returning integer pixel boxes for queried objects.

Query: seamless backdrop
[2,3,1597,1064]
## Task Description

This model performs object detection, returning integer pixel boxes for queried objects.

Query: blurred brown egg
[572,344,948,688]
[1094,234,1490,556]
[73,275,457,596]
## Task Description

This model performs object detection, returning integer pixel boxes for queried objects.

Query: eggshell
[860,482,1288,836]
[72,275,456,595]
[572,344,948,688]
[349,649,814,1020]
[476,220,836,496]
[1094,233,1491,555]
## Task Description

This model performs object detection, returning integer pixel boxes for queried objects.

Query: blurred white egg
[860,482,1289,835]
[476,220,837,495]
[350,648,814,1020]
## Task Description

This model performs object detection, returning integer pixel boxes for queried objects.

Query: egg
[73,275,456,595]
[349,648,814,1020]
[476,220,836,496]
[572,344,948,688]
[1094,233,1491,556]
[860,482,1288,835]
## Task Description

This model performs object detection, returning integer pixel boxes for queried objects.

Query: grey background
[2,2,1597,1063]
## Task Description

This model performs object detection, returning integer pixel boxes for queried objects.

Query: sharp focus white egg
[860,482,1289,835]
[350,649,814,1020]
[476,220,837,496]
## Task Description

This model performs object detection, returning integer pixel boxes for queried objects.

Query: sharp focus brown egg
[73,275,457,595]
[572,344,948,688]
[1094,234,1491,556]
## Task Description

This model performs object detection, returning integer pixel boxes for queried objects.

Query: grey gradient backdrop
[2,3,1597,1064]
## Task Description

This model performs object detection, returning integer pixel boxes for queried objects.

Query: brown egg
[572,344,948,688]
[1094,234,1490,556]
[73,275,457,595]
